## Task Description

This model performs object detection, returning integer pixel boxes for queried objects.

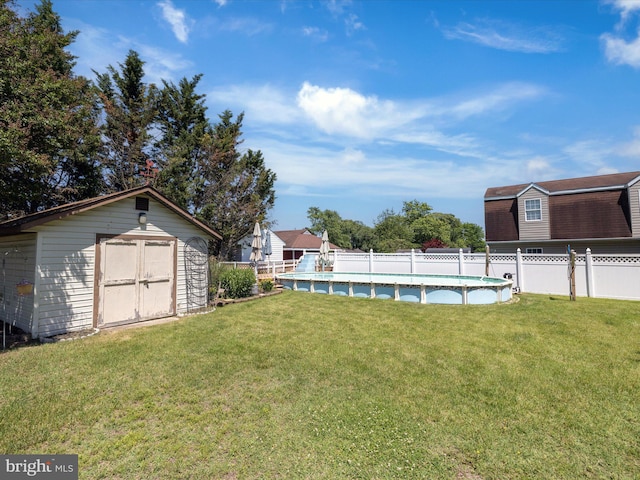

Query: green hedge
[220,268,256,298]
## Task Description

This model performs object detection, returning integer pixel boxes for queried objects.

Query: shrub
[219,268,256,298]
[259,279,274,293]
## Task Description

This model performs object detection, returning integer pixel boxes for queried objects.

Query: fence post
[585,248,594,297]
[570,249,577,301]
[410,249,415,274]
[369,249,374,273]
[485,245,490,276]
[516,248,524,292]
[458,249,464,275]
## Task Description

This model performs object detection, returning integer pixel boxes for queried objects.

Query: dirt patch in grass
[1,322,36,351]
[40,328,100,343]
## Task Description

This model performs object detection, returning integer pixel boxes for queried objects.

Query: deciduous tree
[0,0,102,218]
[307,207,374,250]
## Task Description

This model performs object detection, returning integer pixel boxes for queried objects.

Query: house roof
[484,171,640,199]
[0,186,222,239]
[273,229,340,250]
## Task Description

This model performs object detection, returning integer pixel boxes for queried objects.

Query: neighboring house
[236,229,285,263]
[484,171,640,254]
[0,186,221,338]
[274,229,341,260]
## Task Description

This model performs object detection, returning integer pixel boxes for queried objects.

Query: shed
[0,186,221,338]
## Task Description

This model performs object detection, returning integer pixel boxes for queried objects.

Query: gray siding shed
[0,187,220,338]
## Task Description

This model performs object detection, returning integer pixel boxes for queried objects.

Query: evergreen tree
[0,0,102,218]
[153,74,209,210]
[94,50,156,192]
[196,111,277,259]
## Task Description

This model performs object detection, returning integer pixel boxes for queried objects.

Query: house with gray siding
[484,171,640,254]
[0,186,220,339]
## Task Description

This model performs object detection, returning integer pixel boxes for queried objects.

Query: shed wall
[31,195,212,337]
[0,234,37,333]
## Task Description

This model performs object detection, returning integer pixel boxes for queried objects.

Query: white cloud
[616,125,640,157]
[220,17,273,35]
[447,83,546,119]
[601,0,640,67]
[605,0,640,25]
[158,0,191,44]
[207,84,301,126]
[325,0,353,16]
[302,26,329,42]
[443,19,563,53]
[341,147,366,164]
[525,157,555,178]
[255,137,493,199]
[132,43,193,84]
[601,32,640,67]
[296,82,412,138]
[207,80,546,166]
[62,21,192,84]
[295,81,545,146]
[345,14,365,35]
[562,140,617,175]
[214,0,228,6]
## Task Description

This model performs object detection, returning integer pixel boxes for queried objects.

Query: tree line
[0,0,276,259]
[307,201,485,253]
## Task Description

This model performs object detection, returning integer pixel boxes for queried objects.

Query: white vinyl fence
[332,249,640,301]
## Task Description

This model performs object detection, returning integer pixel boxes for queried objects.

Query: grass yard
[0,292,639,479]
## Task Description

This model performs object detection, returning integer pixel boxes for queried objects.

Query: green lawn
[0,292,639,479]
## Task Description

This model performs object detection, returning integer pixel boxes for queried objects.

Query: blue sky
[20,0,640,231]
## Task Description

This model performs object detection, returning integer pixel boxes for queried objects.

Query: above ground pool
[276,272,513,305]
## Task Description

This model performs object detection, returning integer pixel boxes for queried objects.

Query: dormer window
[525,198,542,221]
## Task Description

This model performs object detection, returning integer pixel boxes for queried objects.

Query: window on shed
[524,198,541,221]
[136,197,149,211]
[525,247,543,254]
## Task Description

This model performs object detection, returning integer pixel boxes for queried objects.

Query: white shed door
[97,236,176,326]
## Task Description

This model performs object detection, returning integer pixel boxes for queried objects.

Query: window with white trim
[525,247,543,254]
[525,198,542,221]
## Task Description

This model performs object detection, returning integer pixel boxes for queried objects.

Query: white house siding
[238,230,285,263]
[518,188,550,240]
[266,232,285,263]
[30,194,213,337]
[0,234,37,333]
[630,182,640,238]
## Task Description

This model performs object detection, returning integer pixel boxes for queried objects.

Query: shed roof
[0,186,222,239]
[484,171,640,199]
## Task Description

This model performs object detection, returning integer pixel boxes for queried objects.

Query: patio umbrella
[249,222,262,264]
[319,230,330,271]
[262,229,272,264]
